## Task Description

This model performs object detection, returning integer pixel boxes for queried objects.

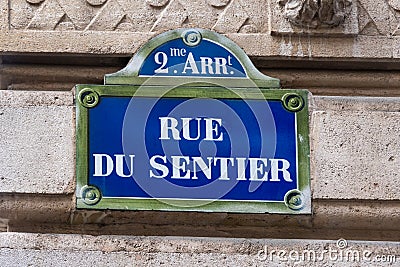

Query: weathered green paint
[75,85,311,214]
[75,28,311,214]
[104,28,280,88]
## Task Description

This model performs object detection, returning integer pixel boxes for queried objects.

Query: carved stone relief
[271,0,358,35]
[273,0,400,36]
[9,0,267,33]
[279,0,352,28]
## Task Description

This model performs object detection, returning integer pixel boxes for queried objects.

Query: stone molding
[0,0,400,59]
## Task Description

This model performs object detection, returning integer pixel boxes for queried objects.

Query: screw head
[284,189,305,210]
[78,88,100,108]
[282,93,304,112]
[182,29,202,47]
[80,185,102,205]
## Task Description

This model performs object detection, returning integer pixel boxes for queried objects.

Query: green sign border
[75,28,311,214]
[104,28,280,88]
[76,85,311,214]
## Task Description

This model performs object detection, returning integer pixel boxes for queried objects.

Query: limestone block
[0,233,399,266]
[0,90,74,194]
[311,96,400,200]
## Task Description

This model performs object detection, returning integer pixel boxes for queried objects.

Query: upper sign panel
[139,33,247,78]
[104,28,280,88]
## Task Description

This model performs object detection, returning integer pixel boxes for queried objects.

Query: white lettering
[236,157,247,180]
[149,155,169,178]
[249,158,268,181]
[214,57,228,75]
[154,52,168,74]
[192,157,213,179]
[93,154,114,177]
[159,117,181,140]
[270,159,292,182]
[93,154,294,183]
[200,57,214,74]
[93,154,134,177]
[115,154,135,178]
[214,157,234,180]
[227,55,232,66]
[159,117,223,141]
[204,118,223,141]
[170,48,186,57]
[182,52,199,74]
[181,117,201,141]
[171,156,191,179]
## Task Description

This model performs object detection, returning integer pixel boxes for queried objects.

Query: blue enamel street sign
[76,29,311,214]
[139,36,246,78]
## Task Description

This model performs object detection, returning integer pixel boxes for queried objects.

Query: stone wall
[0,90,399,265]
[0,0,399,266]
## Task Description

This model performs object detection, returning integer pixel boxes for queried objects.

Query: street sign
[76,29,311,214]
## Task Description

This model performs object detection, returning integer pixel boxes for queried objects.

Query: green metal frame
[75,28,311,214]
[104,28,280,88]
[76,85,311,214]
